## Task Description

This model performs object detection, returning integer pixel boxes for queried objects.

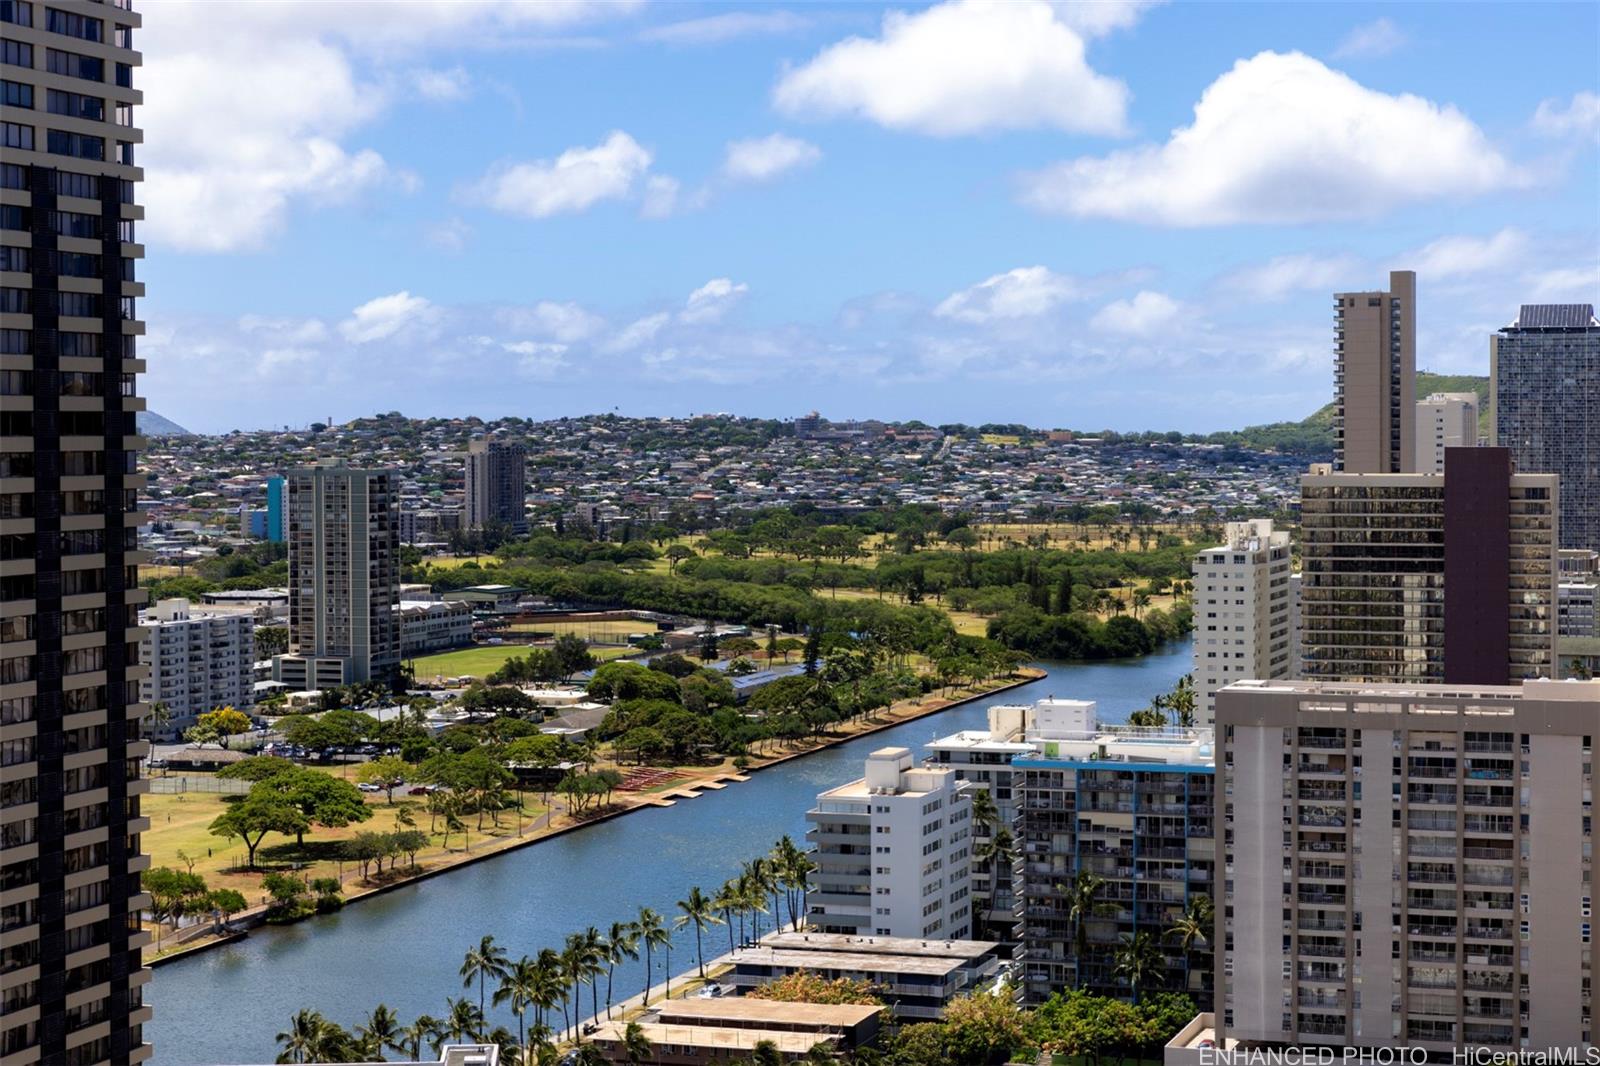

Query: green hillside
[1224,371,1488,455]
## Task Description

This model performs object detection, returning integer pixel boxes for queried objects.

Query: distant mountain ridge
[138,411,192,436]
[1228,371,1489,455]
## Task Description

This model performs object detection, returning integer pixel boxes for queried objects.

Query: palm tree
[560,934,588,1041]
[605,920,640,1019]
[1167,894,1214,994]
[495,956,544,1059]
[622,1020,652,1066]
[1058,871,1114,988]
[752,1038,783,1066]
[675,885,724,978]
[713,881,741,953]
[637,907,671,1005]
[461,934,511,1017]
[581,926,608,1028]
[274,1009,327,1065]
[443,995,486,1043]
[356,1003,403,1060]
[1112,930,1166,1004]
[399,1015,444,1060]
[770,836,814,931]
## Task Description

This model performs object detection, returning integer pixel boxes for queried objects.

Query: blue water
[145,642,1191,1064]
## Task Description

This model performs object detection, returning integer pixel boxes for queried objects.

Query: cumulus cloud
[1220,253,1366,302]
[339,292,436,344]
[1049,0,1162,38]
[773,0,1130,136]
[1531,91,1600,142]
[1018,51,1528,226]
[137,1,625,252]
[410,66,471,101]
[604,312,672,353]
[1089,291,1181,336]
[681,279,750,324]
[935,267,1082,322]
[1403,227,1530,281]
[722,134,823,183]
[1332,17,1406,59]
[470,131,655,218]
[640,10,807,44]
[497,301,607,343]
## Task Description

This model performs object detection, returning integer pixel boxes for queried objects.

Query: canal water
[145,641,1191,1064]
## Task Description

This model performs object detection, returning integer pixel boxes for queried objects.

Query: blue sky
[135,1,1599,433]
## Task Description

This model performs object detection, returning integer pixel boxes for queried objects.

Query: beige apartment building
[1334,270,1416,474]
[0,2,154,1063]
[272,461,401,691]
[1299,447,1558,687]
[1192,519,1294,726]
[1416,391,1479,473]
[1216,677,1599,1053]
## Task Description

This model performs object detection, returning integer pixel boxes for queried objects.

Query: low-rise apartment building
[139,598,256,741]
[397,599,474,656]
[1216,677,1598,1053]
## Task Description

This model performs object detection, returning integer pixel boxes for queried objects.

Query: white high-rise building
[806,747,972,940]
[138,599,256,741]
[1415,391,1479,473]
[1192,519,1294,726]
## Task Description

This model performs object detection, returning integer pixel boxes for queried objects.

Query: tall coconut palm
[675,885,724,978]
[622,1020,652,1066]
[559,934,588,1041]
[1167,894,1214,994]
[274,1009,327,1065]
[637,907,671,1005]
[495,956,544,1058]
[355,1003,403,1060]
[1112,930,1166,1004]
[1058,870,1114,988]
[398,1015,443,1061]
[580,926,607,1027]
[605,920,640,1019]
[443,995,486,1043]
[461,934,511,1017]
[713,881,741,952]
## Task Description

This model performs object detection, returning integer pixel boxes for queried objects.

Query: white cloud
[1402,227,1530,281]
[603,313,672,353]
[640,10,807,45]
[137,2,625,252]
[339,291,436,344]
[410,67,471,101]
[935,267,1081,322]
[723,134,823,183]
[1531,91,1600,142]
[1220,253,1365,301]
[1332,17,1406,59]
[424,216,473,253]
[1019,52,1527,226]
[498,301,607,343]
[1049,0,1162,38]
[1526,265,1600,302]
[681,279,750,324]
[773,0,1130,136]
[1089,291,1181,336]
[639,175,683,220]
[470,131,654,218]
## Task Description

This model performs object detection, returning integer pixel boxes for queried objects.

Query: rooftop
[729,947,968,977]
[1223,677,1600,704]
[1509,304,1599,330]
[653,998,882,1028]
[759,930,996,960]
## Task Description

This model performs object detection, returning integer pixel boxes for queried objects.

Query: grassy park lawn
[826,587,992,637]
[410,643,630,681]
[505,618,645,643]
[420,554,502,570]
[142,786,551,902]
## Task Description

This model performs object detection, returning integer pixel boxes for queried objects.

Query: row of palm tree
[1056,870,1215,1003]
[278,836,815,1064]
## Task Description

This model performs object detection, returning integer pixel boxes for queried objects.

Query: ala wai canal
[145,640,1192,1064]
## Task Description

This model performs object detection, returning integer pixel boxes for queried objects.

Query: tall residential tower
[1334,270,1415,474]
[463,438,527,536]
[1192,519,1294,726]
[272,461,400,691]
[1492,303,1600,551]
[0,2,154,1062]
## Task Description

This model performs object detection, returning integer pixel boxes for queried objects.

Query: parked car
[697,983,726,998]
[357,782,382,793]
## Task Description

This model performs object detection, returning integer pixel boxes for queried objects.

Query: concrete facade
[1192,519,1294,726]
[464,438,527,535]
[806,747,973,940]
[1216,677,1599,1053]
[1416,391,1479,473]
[137,598,254,741]
[1334,270,1415,474]
[396,599,473,656]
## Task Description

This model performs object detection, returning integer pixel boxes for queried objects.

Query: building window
[46,87,104,120]
[46,128,104,161]
[0,79,31,107]
[0,121,32,150]
[0,1,33,27]
[0,40,32,68]
[45,7,103,42]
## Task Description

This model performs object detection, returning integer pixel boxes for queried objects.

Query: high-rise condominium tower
[464,438,527,536]
[1217,677,1598,1053]
[1415,391,1478,474]
[1492,303,1600,551]
[1299,447,1558,686]
[0,2,153,1062]
[1334,269,1415,473]
[272,461,400,691]
[1191,519,1294,726]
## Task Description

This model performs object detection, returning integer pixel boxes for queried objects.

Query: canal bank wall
[149,668,1046,969]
